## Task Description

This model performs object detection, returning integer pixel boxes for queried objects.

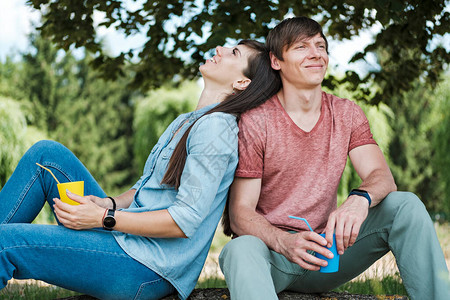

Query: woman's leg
[0,140,106,224]
[0,224,175,300]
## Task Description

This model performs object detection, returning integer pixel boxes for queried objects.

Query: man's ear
[232,78,251,91]
[270,52,281,70]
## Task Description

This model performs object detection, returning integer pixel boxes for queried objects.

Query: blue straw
[289,216,314,232]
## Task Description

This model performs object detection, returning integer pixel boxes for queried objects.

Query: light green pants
[219,192,449,300]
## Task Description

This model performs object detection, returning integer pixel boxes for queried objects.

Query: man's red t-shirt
[235,92,377,233]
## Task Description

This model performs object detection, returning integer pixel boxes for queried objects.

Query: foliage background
[26,0,449,107]
[0,1,449,219]
[0,3,448,297]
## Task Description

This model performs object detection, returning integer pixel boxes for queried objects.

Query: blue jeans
[0,140,175,299]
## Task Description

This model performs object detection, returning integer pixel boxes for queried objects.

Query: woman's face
[200,44,254,88]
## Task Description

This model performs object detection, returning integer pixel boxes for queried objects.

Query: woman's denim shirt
[112,104,238,300]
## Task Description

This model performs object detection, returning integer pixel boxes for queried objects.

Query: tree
[0,97,53,223]
[20,35,70,132]
[26,0,449,104]
[51,55,137,195]
[332,75,450,216]
[133,81,199,172]
[2,35,138,195]
[430,76,450,217]
[388,75,450,217]
[0,97,45,188]
[0,58,28,101]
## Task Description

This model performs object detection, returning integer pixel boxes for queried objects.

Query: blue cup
[316,233,339,273]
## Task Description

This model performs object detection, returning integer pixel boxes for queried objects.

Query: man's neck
[277,85,323,132]
[278,85,322,113]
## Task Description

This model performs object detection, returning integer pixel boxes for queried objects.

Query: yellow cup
[57,181,84,205]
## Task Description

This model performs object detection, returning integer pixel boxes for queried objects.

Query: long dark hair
[161,40,281,189]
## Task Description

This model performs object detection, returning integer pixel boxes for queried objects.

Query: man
[219,17,449,300]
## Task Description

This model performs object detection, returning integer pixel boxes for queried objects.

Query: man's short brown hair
[266,16,328,61]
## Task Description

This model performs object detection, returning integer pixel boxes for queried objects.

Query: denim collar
[190,102,219,120]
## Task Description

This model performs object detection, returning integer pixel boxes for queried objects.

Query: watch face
[104,216,116,228]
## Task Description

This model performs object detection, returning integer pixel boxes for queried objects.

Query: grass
[196,277,228,289]
[335,274,407,296]
[195,275,407,296]
[2,222,448,299]
[0,280,80,300]
[0,277,409,300]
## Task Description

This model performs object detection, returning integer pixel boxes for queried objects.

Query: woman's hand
[85,195,111,209]
[53,190,105,230]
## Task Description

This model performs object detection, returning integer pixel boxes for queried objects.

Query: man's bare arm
[325,144,397,254]
[350,144,397,206]
[229,177,334,271]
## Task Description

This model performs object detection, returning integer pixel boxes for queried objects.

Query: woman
[0,40,280,300]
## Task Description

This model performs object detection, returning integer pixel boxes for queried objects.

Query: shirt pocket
[141,142,161,174]
[160,145,174,160]
[154,146,175,184]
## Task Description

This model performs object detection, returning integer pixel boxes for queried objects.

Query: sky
[0,0,448,76]
[0,0,39,59]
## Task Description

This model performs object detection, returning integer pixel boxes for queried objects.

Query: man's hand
[277,231,334,271]
[324,195,369,255]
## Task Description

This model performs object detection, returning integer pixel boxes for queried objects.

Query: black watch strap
[349,189,372,206]
[107,196,116,210]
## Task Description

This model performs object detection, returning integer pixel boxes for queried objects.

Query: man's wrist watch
[349,189,372,206]
[103,209,116,230]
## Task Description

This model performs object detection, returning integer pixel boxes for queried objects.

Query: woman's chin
[199,64,210,77]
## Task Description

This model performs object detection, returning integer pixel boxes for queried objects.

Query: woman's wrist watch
[102,209,116,230]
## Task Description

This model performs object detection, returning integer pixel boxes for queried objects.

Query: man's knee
[219,235,268,270]
[381,191,430,224]
[383,191,426,212]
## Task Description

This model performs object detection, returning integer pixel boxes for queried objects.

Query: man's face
[271,33,329,89]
